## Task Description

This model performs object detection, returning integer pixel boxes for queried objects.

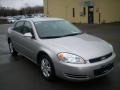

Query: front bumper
[55,52,116,81]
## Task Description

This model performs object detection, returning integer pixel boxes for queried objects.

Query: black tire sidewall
[9,42,17,56]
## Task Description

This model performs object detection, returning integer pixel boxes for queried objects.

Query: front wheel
[9,42,18,56]
[40,55,55,81]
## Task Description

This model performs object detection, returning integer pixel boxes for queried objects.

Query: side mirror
[24,33,32,38]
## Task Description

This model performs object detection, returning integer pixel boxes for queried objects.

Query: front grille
[94,63,113,76]
[65,73,88,79]
[89,53,112,63]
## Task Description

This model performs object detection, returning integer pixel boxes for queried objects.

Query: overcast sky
[0,0,43,9]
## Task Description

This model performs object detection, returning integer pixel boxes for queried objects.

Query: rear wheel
[39,55,55,81]
[9,42,18,56]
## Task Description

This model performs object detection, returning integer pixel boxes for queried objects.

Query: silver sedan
[7,18,116,81]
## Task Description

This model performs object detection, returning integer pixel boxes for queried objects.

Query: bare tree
[0,6,43,16]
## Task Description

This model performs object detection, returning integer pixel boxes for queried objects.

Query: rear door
[11,21,25,53]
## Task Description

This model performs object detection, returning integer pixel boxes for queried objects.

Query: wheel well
[37,51,50,64]
[37,51,56,78]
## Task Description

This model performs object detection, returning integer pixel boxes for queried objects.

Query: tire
[39,55,55,81]
[9,42,18,56]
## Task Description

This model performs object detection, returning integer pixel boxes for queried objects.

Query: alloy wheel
[41,58,52,78]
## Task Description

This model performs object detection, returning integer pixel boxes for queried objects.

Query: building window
[73,8,75,18]
[83,7,86,16]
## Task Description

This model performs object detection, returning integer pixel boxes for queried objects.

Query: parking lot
[0,23,120,90]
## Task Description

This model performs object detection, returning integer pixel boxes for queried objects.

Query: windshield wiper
[63,33,81,37]
[41,36,64,39]
[41,33,81,39]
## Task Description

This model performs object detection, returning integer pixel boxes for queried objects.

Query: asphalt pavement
[0,23,120,90]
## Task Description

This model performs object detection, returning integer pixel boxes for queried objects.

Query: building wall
[95,0,120,24]
[93,0,120,24]
[44,0,120,24]
[44,0,81,23]
[44,0,66,18]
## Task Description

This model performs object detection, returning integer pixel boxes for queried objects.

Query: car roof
[21,17,64,22]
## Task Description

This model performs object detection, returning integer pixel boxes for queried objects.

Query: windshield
[34,20,82,39]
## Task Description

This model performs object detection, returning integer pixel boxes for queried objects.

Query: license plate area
[94,63,113,76]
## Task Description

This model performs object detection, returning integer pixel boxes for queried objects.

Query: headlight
[58,53,86,64]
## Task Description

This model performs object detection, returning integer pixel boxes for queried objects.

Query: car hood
[42,33,113,60]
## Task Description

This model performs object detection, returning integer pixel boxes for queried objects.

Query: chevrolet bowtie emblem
[101,57,106,60]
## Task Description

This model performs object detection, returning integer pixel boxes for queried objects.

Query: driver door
[20,21,37,61]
